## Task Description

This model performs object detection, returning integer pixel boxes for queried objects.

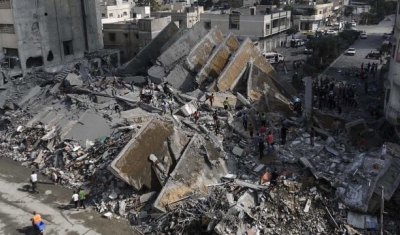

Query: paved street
[0,157,137,235]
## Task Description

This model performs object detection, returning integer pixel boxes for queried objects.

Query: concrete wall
[257,32,287,52]
[151,11,200,29]
[200,11,290,41]
[11,0,103,73]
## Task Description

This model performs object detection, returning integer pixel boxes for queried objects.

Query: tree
[136,0,160,11]
[283,5,292,11]
[344,6,354,17]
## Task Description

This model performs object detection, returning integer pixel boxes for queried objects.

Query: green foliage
[137,0,160,11]
[286,27,298,36]
[283,5,292,11]
[381,43,390,53]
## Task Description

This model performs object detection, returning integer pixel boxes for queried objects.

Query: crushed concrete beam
[186,28,224,72]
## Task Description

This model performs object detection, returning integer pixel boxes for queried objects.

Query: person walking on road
[30,171,38,193]
[72,191,79,211]
[78,188,86,209]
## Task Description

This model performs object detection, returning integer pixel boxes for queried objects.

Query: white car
[326,30,337,35]
[360,33,367,39]
[351,22,357,27]
[346,48,356,55]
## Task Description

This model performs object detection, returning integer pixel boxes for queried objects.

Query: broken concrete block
[326,136,335,147]
[138,211,148,219]
[109,190,118,200]
[232,146,244,157]
[103,212,113,219]
[64,73,83,87]
[178,100,198,117]
[325,146,339,156]
[226,193,235,205]
[236,92,251,107]
[253,164,265,173]
[140,192,157,204]
[118,200,126,216]
[303,199,311,212]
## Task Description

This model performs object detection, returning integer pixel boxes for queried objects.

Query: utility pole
[380,186,384,235]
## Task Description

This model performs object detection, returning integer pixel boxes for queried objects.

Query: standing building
[0,0,103,74]
[291,1,334,31]
[153,4,203,29]
[384,2,400,128]
[200,5,291,51]
[100,0,135,19]
[103,16,172,63]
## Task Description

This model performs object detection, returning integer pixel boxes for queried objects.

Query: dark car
[365,51,381,59]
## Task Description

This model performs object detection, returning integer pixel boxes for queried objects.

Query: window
[109,13,113,17]
[250,8,255,15]
[229,15,240,30]
[109,33,116,42]
[63,40,73,56]
[102,13,106,18]
[204,22,211,29]
[124,33,128,38]
[123,12,127,16]
[265,24,270,35]
[0,24,15,34]
[319,11,322,14]
[135,34,139,39]
[0,0,11,9]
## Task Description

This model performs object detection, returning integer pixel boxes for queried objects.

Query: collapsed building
[1,21,400,235]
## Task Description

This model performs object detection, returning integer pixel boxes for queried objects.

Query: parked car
[365,51,381,59]
[345,48,356,56]
[351,21,357,27]
[303,48,313,55]
[383,33,392,40]
[290,39,305,48]
[262,52,285,64]
[360,33,367,39]
[326,30,337,35]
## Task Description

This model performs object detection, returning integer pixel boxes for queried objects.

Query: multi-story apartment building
[103,16,172,63]
[384,2,400,127]
[292,1,334,30]
[200,5,291,41]
[153,4,203,29]
[0,0,103,74]
[100,0,135,19]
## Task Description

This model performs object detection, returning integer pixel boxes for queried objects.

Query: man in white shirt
[30,171,38,193]
[72,191,79,211]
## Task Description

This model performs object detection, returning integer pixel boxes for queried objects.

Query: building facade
[292,1,334,31]
[100,0,134,19]
[0,0,103,74]
[153,5,203,29]
[200,6,291,41]
[384,2,400,126]
[103,16,172,63]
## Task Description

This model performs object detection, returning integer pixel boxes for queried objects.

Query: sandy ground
[0,157,139,235]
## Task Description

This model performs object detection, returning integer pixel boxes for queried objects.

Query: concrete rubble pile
[1,21,400,235]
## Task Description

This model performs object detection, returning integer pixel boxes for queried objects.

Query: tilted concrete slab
[165,64,196,92]
[196,33,240,86]
[216,38,279,92]
[109,118,177,191]
[118,22,180,75]
[186,28,224,72]
[153,134,227,212]
[157,23,208,68]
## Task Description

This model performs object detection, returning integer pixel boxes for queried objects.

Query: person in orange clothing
[32,211,41,224]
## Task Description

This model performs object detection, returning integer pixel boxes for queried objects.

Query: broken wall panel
[216,38,278,92]
[153,135,227,213]
[118,22,180,75]
[186,28,224,72]
[109,118,175,191]
[196,33,240,86]
[157,23,208,68]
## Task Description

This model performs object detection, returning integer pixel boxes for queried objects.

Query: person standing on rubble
[248,123,254,138]
[258,139,265,159]
[242,113,248,131]
[72,191,79,211]
[281,125,287,145]
[114,104,121,117]
[260,113,266,127]
[163,102,169,115]
[212,111,218,125]
[253,133,260,150]
[254,112,260,127]
[215,119,221,135]
[267,132,274,153]
[209,93,214,107]
[193,110,199,124]
[223,97,229,110]
[78,188,86,209]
